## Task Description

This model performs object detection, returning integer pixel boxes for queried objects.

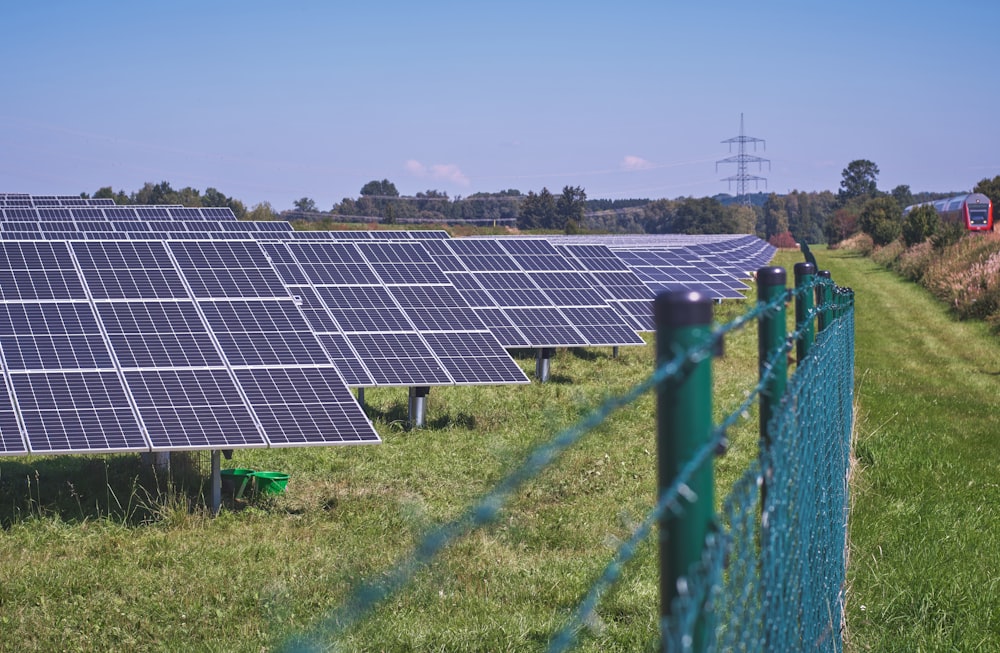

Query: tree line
[83,164,1000,245]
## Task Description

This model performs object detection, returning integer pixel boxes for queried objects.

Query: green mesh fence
[281,262,855,653]
[658,274,855,653]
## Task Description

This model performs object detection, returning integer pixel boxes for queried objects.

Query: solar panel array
[546,234,775,308]
[0,195,776,457]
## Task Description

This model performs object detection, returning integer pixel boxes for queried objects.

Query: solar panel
[0,233,381,454]
[234,367,379,445]
[0,375,26,454]
[555,244,655,331]
[262,240,527,387]
[166,240,379,446]
[12,371,147,453]
[424,238,644,348]
[263,241,453,387]
[73,240,267,450]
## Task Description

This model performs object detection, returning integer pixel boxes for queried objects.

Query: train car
[903,193,993,231]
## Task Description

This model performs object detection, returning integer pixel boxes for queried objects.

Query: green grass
[0,306,763,653]
[2,246,995,651]
[813,246,1000,652]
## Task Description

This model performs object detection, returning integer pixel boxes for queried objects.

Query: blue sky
[2,1,998,211]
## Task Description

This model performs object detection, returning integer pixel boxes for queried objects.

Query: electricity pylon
[716,113,769,206]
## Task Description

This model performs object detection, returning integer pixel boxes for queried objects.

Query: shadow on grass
[0,452,214,528]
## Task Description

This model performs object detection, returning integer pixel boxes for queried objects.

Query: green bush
[858,196,902,246]
[902,205,940,247]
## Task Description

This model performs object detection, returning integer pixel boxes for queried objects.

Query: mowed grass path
[815,247,1000,651]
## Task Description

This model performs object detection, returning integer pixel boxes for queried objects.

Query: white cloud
[404,159,470,186]
[622,155,654,171]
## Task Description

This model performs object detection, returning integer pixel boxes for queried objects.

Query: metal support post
[817,270,833,332]
[408,386,430,429]
[210,450,221,517]
[535,348,554,382]
[794,262,816,362]
[758,266,788,448]
[655,290,714,652]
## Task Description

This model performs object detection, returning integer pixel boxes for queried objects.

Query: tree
[555,185,587,233]
[838,159,880,202]
[246,202,278,221]
[92,186,129,204]
[974,175,1000,221]
[518,188,556,230]
[360,179,399,198]
[132,181,176,205]
[762,193,790,239]
[891,184,913,210]
[857,196,901,246]
[672,197,736,234]
[730,204,757,234]
[294,197,318,213]
[825,208,859,244]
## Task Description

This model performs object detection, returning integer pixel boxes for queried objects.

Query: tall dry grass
[845,231,1000,329]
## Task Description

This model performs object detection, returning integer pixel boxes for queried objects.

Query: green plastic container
[253,471,290,496]
[221,468,255,498]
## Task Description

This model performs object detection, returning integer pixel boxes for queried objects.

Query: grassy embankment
[816,244,1000,651]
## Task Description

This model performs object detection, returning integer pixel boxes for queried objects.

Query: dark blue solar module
[124,368,265,450]
[96,302,224,368]
[12,371,147,454]
[169,240,290,298]
[0,375,26,455]
[0,241,86,301]
[315,332,375,386]
[555,244,655,331]
[0,302,114,370]
[234,367,380,445]
[0,234,380,454]
[74,241,190,300]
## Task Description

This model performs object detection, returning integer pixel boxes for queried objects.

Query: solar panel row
[0,195,775,460]
[0,240,380,456]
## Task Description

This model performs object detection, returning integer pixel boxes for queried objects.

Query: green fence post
[757,267,787,652]
[817,270,833,332]
[655,290,714,653]
[793,262,816,362]
[758,267,788,441]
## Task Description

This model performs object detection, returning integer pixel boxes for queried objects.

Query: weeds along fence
[282,260,856,653]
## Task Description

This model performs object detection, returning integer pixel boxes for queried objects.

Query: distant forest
[85,163,1000,246]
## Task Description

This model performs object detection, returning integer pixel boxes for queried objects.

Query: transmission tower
[716,113,770,206]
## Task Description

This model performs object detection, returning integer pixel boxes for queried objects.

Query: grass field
[0,246,997,651]
[817,246,1000,652]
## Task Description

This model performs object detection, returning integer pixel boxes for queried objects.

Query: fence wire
[281,274,855,653]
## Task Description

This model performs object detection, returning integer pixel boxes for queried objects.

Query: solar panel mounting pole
[408,386,429,428]
[210,450,221,517]
[535,348,553,382]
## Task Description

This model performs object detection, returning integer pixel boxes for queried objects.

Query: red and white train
[903,193,993,231]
